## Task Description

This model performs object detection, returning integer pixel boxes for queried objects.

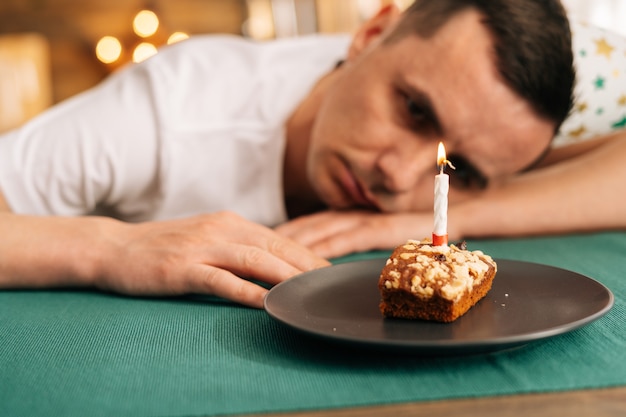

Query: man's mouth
[338,162,377,209]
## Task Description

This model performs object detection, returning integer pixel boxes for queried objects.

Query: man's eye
[406,97,427,123]
[447,154,488,190]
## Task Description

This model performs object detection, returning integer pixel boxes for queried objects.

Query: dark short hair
[387,0,575,134]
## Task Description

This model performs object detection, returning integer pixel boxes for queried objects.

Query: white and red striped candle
[433,142,450,246]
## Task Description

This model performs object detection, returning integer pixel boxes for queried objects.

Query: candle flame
[436,142,455,171]
[437,142,447,166]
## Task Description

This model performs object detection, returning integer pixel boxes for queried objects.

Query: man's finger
[187,264,268,308]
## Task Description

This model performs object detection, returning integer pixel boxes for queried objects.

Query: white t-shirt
[1,24,624,224]
[0,34,351,225]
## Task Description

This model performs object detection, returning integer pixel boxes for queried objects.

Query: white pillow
[554,21,626,147]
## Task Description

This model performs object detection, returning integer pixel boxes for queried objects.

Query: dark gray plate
[264,258,614,355]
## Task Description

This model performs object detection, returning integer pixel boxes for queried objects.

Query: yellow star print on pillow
[554,21,626,147]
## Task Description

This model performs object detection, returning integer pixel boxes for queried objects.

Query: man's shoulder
[128,33,349,87]
[155,33,350,63]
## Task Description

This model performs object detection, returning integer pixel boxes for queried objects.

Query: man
[276,8,626,259]
[0,0,604,308]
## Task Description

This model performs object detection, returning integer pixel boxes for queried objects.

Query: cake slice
[378,239,497,322]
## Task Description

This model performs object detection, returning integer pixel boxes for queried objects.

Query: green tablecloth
[1,232,625,417]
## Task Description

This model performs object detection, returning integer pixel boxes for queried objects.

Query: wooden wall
[0,0,246,104]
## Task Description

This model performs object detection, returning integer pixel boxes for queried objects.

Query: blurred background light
[132,42,157,63]
[167,32,190,45]
[95,36,122,64]
[133,10,160,38]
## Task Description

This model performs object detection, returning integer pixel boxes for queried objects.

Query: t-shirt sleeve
[0,63,161,218]
[554,21,626,147]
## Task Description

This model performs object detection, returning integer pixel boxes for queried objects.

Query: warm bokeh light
[242,17,275,40]
[133,10,160,38]
[132,42,158,63]
[97,8,189,70]
[243,0,275,39]
[167,32,190,45]
[95,36,123,64]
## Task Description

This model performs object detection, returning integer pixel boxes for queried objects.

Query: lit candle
[433,142,453,246]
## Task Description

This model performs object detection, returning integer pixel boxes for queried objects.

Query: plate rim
[264,257,614,353]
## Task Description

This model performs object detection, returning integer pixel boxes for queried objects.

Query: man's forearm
[454,132,626,238]
[0,213,119,288]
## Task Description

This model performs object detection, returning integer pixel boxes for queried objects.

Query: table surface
[244,386,626,417]
[1,232,625,417]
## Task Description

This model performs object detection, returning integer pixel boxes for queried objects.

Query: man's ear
[347,3,402,60]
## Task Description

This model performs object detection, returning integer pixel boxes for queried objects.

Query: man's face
[306,9,555,213]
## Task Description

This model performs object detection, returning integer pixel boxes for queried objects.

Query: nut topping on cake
[378,238,497,322]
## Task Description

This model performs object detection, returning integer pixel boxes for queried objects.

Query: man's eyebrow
[404,85,444,136]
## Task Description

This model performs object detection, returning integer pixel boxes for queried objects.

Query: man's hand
[97,212,330,308]
[0,211,330,309]
[275,210,443,259]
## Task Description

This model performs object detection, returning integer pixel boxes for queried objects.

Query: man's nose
[375,145,435,193]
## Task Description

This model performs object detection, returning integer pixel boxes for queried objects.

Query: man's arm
[453,130,626,239]
[0,192,329,307]
[533,134,617,168]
